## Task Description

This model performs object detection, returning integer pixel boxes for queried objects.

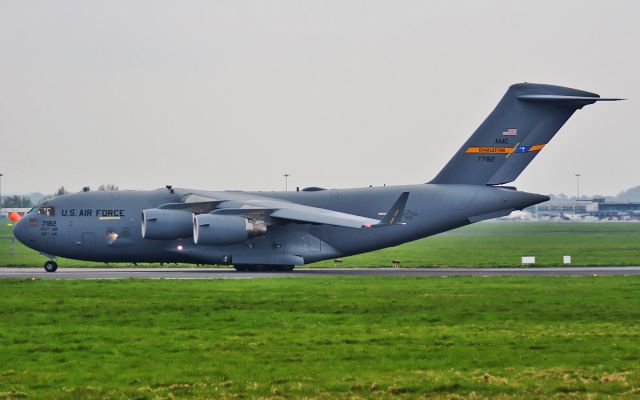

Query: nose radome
[12,217,28,245]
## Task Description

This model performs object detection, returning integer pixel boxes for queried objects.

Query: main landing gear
[234,264,295,272]
[44,260,58,273]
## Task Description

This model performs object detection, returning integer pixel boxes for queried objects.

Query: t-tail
[430,83,622,185]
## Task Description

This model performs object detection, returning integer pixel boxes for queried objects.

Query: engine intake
[193,214,267,245]
[141,209,193,240]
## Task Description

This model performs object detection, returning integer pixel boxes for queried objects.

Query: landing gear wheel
[44,260,58,273]
[272,265,295,272]
[233,264,295,272]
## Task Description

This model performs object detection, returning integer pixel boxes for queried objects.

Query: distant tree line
[50,184,119,198]
[98,184,119,192]
[0,184,121,208]
[1,195,33,208]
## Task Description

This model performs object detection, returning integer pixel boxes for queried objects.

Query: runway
[1,266,640,279]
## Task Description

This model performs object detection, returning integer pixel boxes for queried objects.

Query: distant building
[593,202,640,219]
[533,201,594,216]
[530,199,640,220]
[0,208,31,219]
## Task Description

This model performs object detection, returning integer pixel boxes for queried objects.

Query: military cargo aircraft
[13,83,621,272]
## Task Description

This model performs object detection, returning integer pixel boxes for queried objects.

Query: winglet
[379,192,410,225]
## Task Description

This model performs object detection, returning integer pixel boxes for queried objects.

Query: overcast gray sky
[0,0,637,197]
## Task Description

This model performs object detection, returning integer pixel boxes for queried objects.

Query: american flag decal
[502,128,517,136]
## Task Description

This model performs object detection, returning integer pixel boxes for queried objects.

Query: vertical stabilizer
[430,83,621,185]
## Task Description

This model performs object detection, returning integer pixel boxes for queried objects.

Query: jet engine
[141,209,193,239]
[193,214,267,245]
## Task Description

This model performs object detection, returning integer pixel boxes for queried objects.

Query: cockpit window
[38,207,55,216]
[27,208,37,215]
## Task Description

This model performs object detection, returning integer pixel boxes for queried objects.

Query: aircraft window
[27,208,37,215]
[38,207,55,216]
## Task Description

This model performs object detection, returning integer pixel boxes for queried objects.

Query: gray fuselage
[13,184,547,266]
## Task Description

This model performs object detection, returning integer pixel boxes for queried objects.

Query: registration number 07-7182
[477,156,496,163]
[40,220,58,236]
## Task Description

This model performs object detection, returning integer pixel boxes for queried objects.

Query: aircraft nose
[12,217,29,245]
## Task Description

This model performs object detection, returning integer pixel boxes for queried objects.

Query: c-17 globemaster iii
[13,83,621,272]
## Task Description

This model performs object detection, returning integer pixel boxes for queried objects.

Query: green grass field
[3,221,640,267]
[0,277,638,399]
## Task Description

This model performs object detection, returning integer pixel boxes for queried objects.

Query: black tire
[233,264,294,272]
[44,261,58,273]
[272,265,295,272]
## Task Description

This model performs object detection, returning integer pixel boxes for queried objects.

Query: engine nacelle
[141,209,193,240]
[193,214,267,245]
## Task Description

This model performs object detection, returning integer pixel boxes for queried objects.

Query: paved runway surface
[1,267,640,279]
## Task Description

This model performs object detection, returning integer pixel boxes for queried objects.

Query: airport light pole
[575,173,581,201]
[283,173,290,192]
[0,173,3,209]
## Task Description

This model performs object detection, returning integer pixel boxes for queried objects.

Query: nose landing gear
[44,260,58,273]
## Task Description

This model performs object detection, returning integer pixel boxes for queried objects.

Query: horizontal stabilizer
[518,94,624,108]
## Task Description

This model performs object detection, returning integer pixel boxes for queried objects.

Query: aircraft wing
[268,191,410,228]
[269,206,380,228]
[158,200,226,214]
[168,191,409,229]
[209,204,380,228]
